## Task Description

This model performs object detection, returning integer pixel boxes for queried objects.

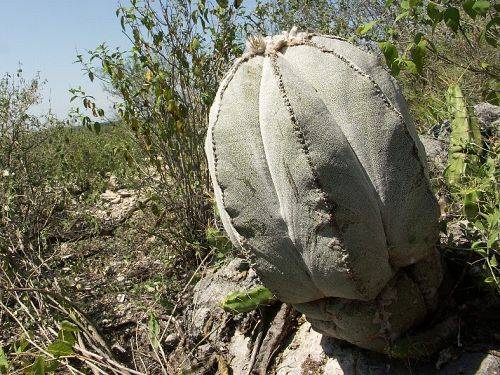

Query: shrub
[0,71,138,374]
[74,0,253,252]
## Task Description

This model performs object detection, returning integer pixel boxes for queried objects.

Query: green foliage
[0,70,138,373]
[75,0,253,250]
[252,0,340,35]
[205,226,234,261]
[29,356,58,375]
[47,321,79,357]
[447,143,499,293]
[222,286,276,314]
[377,0,496,73]
[356,20,380,36]
[1,70,137,276]
[0,320,76,375]
[440,84,499,294]
[483,79,500,105]
[379,41,402,75]
[355,0,498,127]
[443,6,461,32]
[463,1,492,18]
[31,357,45,375]
[427,2,443,26]
[1,1,498,370]
[43,123,137,196]
[471,207,499,288]
[0,347,9,374]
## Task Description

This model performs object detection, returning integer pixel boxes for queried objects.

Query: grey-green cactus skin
[205,29,442,353]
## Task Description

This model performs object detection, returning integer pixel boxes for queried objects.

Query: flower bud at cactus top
[205,28,442,352]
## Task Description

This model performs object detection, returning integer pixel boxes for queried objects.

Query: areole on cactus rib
[205,27,442,352]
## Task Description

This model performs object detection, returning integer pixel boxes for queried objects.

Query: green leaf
[150,201,161,217]
[190,37,201,51]
[471,240,484,249]
[378,41,401,75]
[45,360,60,372]
[427,2,443,24]
[93,122,101,135]
[443,7,460,32]
[488,230,499,248]
[31,357,45,375]
[463,0,477,18]
[463,190,480,219]
[47,340,74,357]
[216,0,228,8]
[356,20,379,36]
[133,28,141,42]
[413,32,425,44]
[395,10,409,22]
[153,31,164,47]
[487,210,500,229]
[475,220,486,231]
[472,1,490,16]
[475,248,487,256]
[482,16,499,47]
[222,286,276,314]
[0,347,9,372]
[88,71,94,82]
[15,335,30,353]
[412,38,427,74]
[60,321,79,340]
[486,235,500,249]
[205,226,232,254]
[490,255,498,267]
[483,79,500,105]
[385,0,395,7]
[404,60,418,74]
[483,85,500,105]
[148,313,160,349]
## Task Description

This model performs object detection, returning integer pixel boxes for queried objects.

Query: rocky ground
[41,104,499,374]
[44,177,191,371]
[169,104,500,374]
[174,258,499,374]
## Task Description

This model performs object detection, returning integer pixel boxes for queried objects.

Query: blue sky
[0,0,131,118]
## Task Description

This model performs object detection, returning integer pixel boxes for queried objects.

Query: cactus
[445,83,483,185]
[205,28,443,354]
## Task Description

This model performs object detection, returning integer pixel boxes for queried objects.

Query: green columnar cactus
[205,28,443,353]
[445,83,483,185]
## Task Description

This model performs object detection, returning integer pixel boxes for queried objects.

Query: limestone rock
[474,102,500,135]
[184,259,498,374]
